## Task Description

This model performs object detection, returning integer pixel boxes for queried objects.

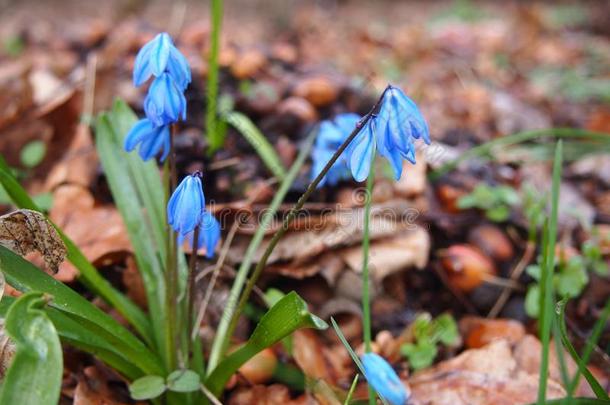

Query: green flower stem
[185,225,200,364]
[207,87,389,374]
[362,157,375,405]
[206,0,223,153]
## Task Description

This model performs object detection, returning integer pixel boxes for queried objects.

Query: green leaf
[525,284,541,318]
[95,100,181,365]
[31,192,53,212]
[0,245,163,376]
[526,264,542,281]
[205,292,328,396]
[433,313,459,346]
[20,141,46,168]
[485,204,511,222]
[0,296,142,380]
[0,155,151,342]
[221,110,287,180]
[129,375,166,400]
[166,369,201,393]
[0,292,62,405]
[401,341,438,370]
[529,399,610,405]
[557,259,588,298]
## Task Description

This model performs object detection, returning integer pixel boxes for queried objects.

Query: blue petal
[144,73,187,126]
[167,46,192,90]
[347,118,376,182]
[124,119,154,151]
[150,33,173,76]
[389,86,430,144]
[133,40,155,86]
[200,211,221,258]
[361,353,409,405]
[334,113,361,135]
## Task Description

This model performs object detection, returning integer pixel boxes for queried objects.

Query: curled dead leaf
[0,319,16,379]
[0,209,66,273]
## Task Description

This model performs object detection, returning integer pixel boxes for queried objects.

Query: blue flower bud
[133,32,191,90]
[311,113,361,187]
[361,353,410,405]
[124,118,171,161]
[167,173,205,236]
[182,211,221,258]
[144,72,187,127]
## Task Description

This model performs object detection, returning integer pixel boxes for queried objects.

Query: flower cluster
[361,353,410,405]
[311,113,361,187]
[125,33,191,161]
[346,85,429,182]
[126,33,219,257]
[167,173,220,258]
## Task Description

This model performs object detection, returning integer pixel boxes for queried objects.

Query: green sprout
[457,183,520,222]
[400,313,459,370]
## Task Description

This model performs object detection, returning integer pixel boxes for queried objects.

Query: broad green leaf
[0,246,163,376]
[205,292,327,396]
[525,285,541,318]
[95,99,187,367]
[433,313,459,346]
[167,369,201,392]
[221,110,287,180]
[129,375,166,400]
[401,341,438,370]
[0,155,151,341]
[0,296,142,380]
[0,292,62,405]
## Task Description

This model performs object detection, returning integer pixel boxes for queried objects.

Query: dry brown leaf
[409,338,565,405]
[45,123,98,190]
[0,319,16,379]
[50,185,130,282]
[293,330,333,382]
[0,209,66,273]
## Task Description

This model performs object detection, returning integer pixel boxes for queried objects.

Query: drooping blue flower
[183,211,221,258]
[376,85,430,180]
[346,85,429,181]
[167,173,205,236]
[311,113,360,187]
[133,32,191,90]
[361,353,409,405]
[124,118,171,161]
[144,72,187,127]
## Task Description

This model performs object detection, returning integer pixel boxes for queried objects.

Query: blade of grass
[429,128,609,181]
[0,155,152,342]
[537,140,563,404]
[207,127,316,373]
[344,374,359,405]
[221,110,287,180]
[330,318,388,405]
[568,298,610,395]
[557,300,610,400]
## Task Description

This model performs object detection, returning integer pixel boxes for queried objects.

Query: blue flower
[124,118,171,161]
[346,85,429,181]
[167,173,205,236]
[361,353,409,405]
[311,113,360,187]
[144,72,187,127]
[183,211,221,258]
[133,32,191,90]
[376,85,429,180]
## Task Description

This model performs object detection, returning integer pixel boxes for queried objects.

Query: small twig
[487,241,536,318]
[200,383,223,405]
